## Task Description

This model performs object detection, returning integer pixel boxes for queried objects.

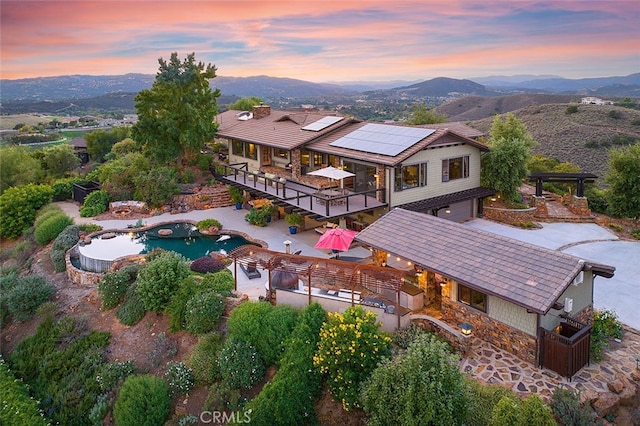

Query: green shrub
[189,333,223,385]
[179,167,197,184]
[196,218,222,231]
[34,212,73,245]
[190,256,226,274]
[551,386,598,425]
[51,177,78,201]
[204,381,243,412]
[200,269,235,297]
[245,303,326,425]
[360,333,469,424]
[33,204,63,228]
[6,275,55,321]
[520,394,556,425]
[226,301,298,366]
[136,251,190,312]
[88,393,110,426]
[591,309,624,362]
[0,356,48,426]
[96,359,136,392]
[0,184,53,239]
[218,339,265,389]
[8,316,110,425]
[0,267,19,327]
[50,224,80,272]
[113,375,171,426]
[392,323,427,348]
[315,306,393,411]
[164,361,195,397]
[79,223,102,233]
[133,167,179,208]
[631,229,640,240]
[116,284,147,326]
[184,290,225,334]
[98,270,131,310]
[80,189,109,217]
[465,378,517,426]
[491,396,521,426]
[566,105,579,114]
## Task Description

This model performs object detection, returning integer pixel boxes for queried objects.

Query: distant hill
[465,103,640,179]
[393,77,492,97]
[0,74,353,103]
[435,94,578,121]
[472,73,640,96]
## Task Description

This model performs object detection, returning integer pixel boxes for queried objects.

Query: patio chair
[292,249,302,255]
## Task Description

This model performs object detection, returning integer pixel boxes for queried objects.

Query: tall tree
[606,143,640,219]
[132,52,220,165]
[0,146,44,193]
[407,103,447,125]
[41,144,80,178]
[481,113,536,203]
[85,126,131,162]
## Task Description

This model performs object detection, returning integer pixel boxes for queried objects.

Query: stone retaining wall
[170,184,234,214]
[411,315,473,356]
[482,206,537,226]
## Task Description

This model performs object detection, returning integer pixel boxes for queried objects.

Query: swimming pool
[76,222,258,272]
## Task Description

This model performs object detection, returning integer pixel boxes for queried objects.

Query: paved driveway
[466,219,640,329]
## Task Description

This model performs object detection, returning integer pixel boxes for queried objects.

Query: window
[394,163,427,191]
[442,156,469,182]
[231,140,258,160]
[231,140,244,156]
[274,148,289,159]
[458,284,487,312]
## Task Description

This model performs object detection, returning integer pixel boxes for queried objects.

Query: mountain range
[2,73,639,104]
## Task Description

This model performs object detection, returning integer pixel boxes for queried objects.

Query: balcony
[214,163,387,220]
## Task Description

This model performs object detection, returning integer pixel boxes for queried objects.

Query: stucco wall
[539,270,594,330]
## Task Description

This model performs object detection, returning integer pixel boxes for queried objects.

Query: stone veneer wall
[412,316,473,356]
[482,206,537,226]
[566,196,591,216]
[573,305,594,325]
[441,298,538,364]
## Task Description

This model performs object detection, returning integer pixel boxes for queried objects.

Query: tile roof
[215,109,356,151]
[355,208,614,314]
[305,121,489,167]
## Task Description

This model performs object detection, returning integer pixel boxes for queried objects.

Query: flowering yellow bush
[313,306,392,410]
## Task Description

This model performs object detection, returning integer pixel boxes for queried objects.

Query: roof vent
[236,111,253,121]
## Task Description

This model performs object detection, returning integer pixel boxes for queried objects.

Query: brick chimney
[252,104,271,120]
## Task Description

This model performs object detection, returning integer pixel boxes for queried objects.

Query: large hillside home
[356,208,615,378]
[214,105,494,225]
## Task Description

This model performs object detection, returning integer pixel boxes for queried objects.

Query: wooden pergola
[228,245,410,325]
[528,172,597,197]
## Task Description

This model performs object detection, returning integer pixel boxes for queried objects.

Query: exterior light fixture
[460,323,474,336]
[445,209,451,214]
[283,240,292,254]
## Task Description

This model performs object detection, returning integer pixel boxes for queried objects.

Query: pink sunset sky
[1,1,638,82]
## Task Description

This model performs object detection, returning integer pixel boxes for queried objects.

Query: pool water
[77,223,257,272]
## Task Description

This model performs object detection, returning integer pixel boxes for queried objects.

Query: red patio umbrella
[314,228,359,256]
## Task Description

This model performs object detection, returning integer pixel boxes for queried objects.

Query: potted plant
[228,186,244,210]
[262,203,276,223]
[245,208,267,227]
[285,212,303,234]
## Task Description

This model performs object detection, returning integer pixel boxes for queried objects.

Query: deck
[216,164,387,220]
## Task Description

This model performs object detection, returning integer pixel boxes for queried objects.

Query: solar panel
[302,116,344,131]
[330,123,435,156]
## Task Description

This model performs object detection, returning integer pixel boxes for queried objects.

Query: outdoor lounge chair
[240,261,261,279]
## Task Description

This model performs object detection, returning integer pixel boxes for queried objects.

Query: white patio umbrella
[307,165,355,180]
[307,166,355,188]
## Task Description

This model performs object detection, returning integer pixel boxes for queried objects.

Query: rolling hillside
[466,103,640,180]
